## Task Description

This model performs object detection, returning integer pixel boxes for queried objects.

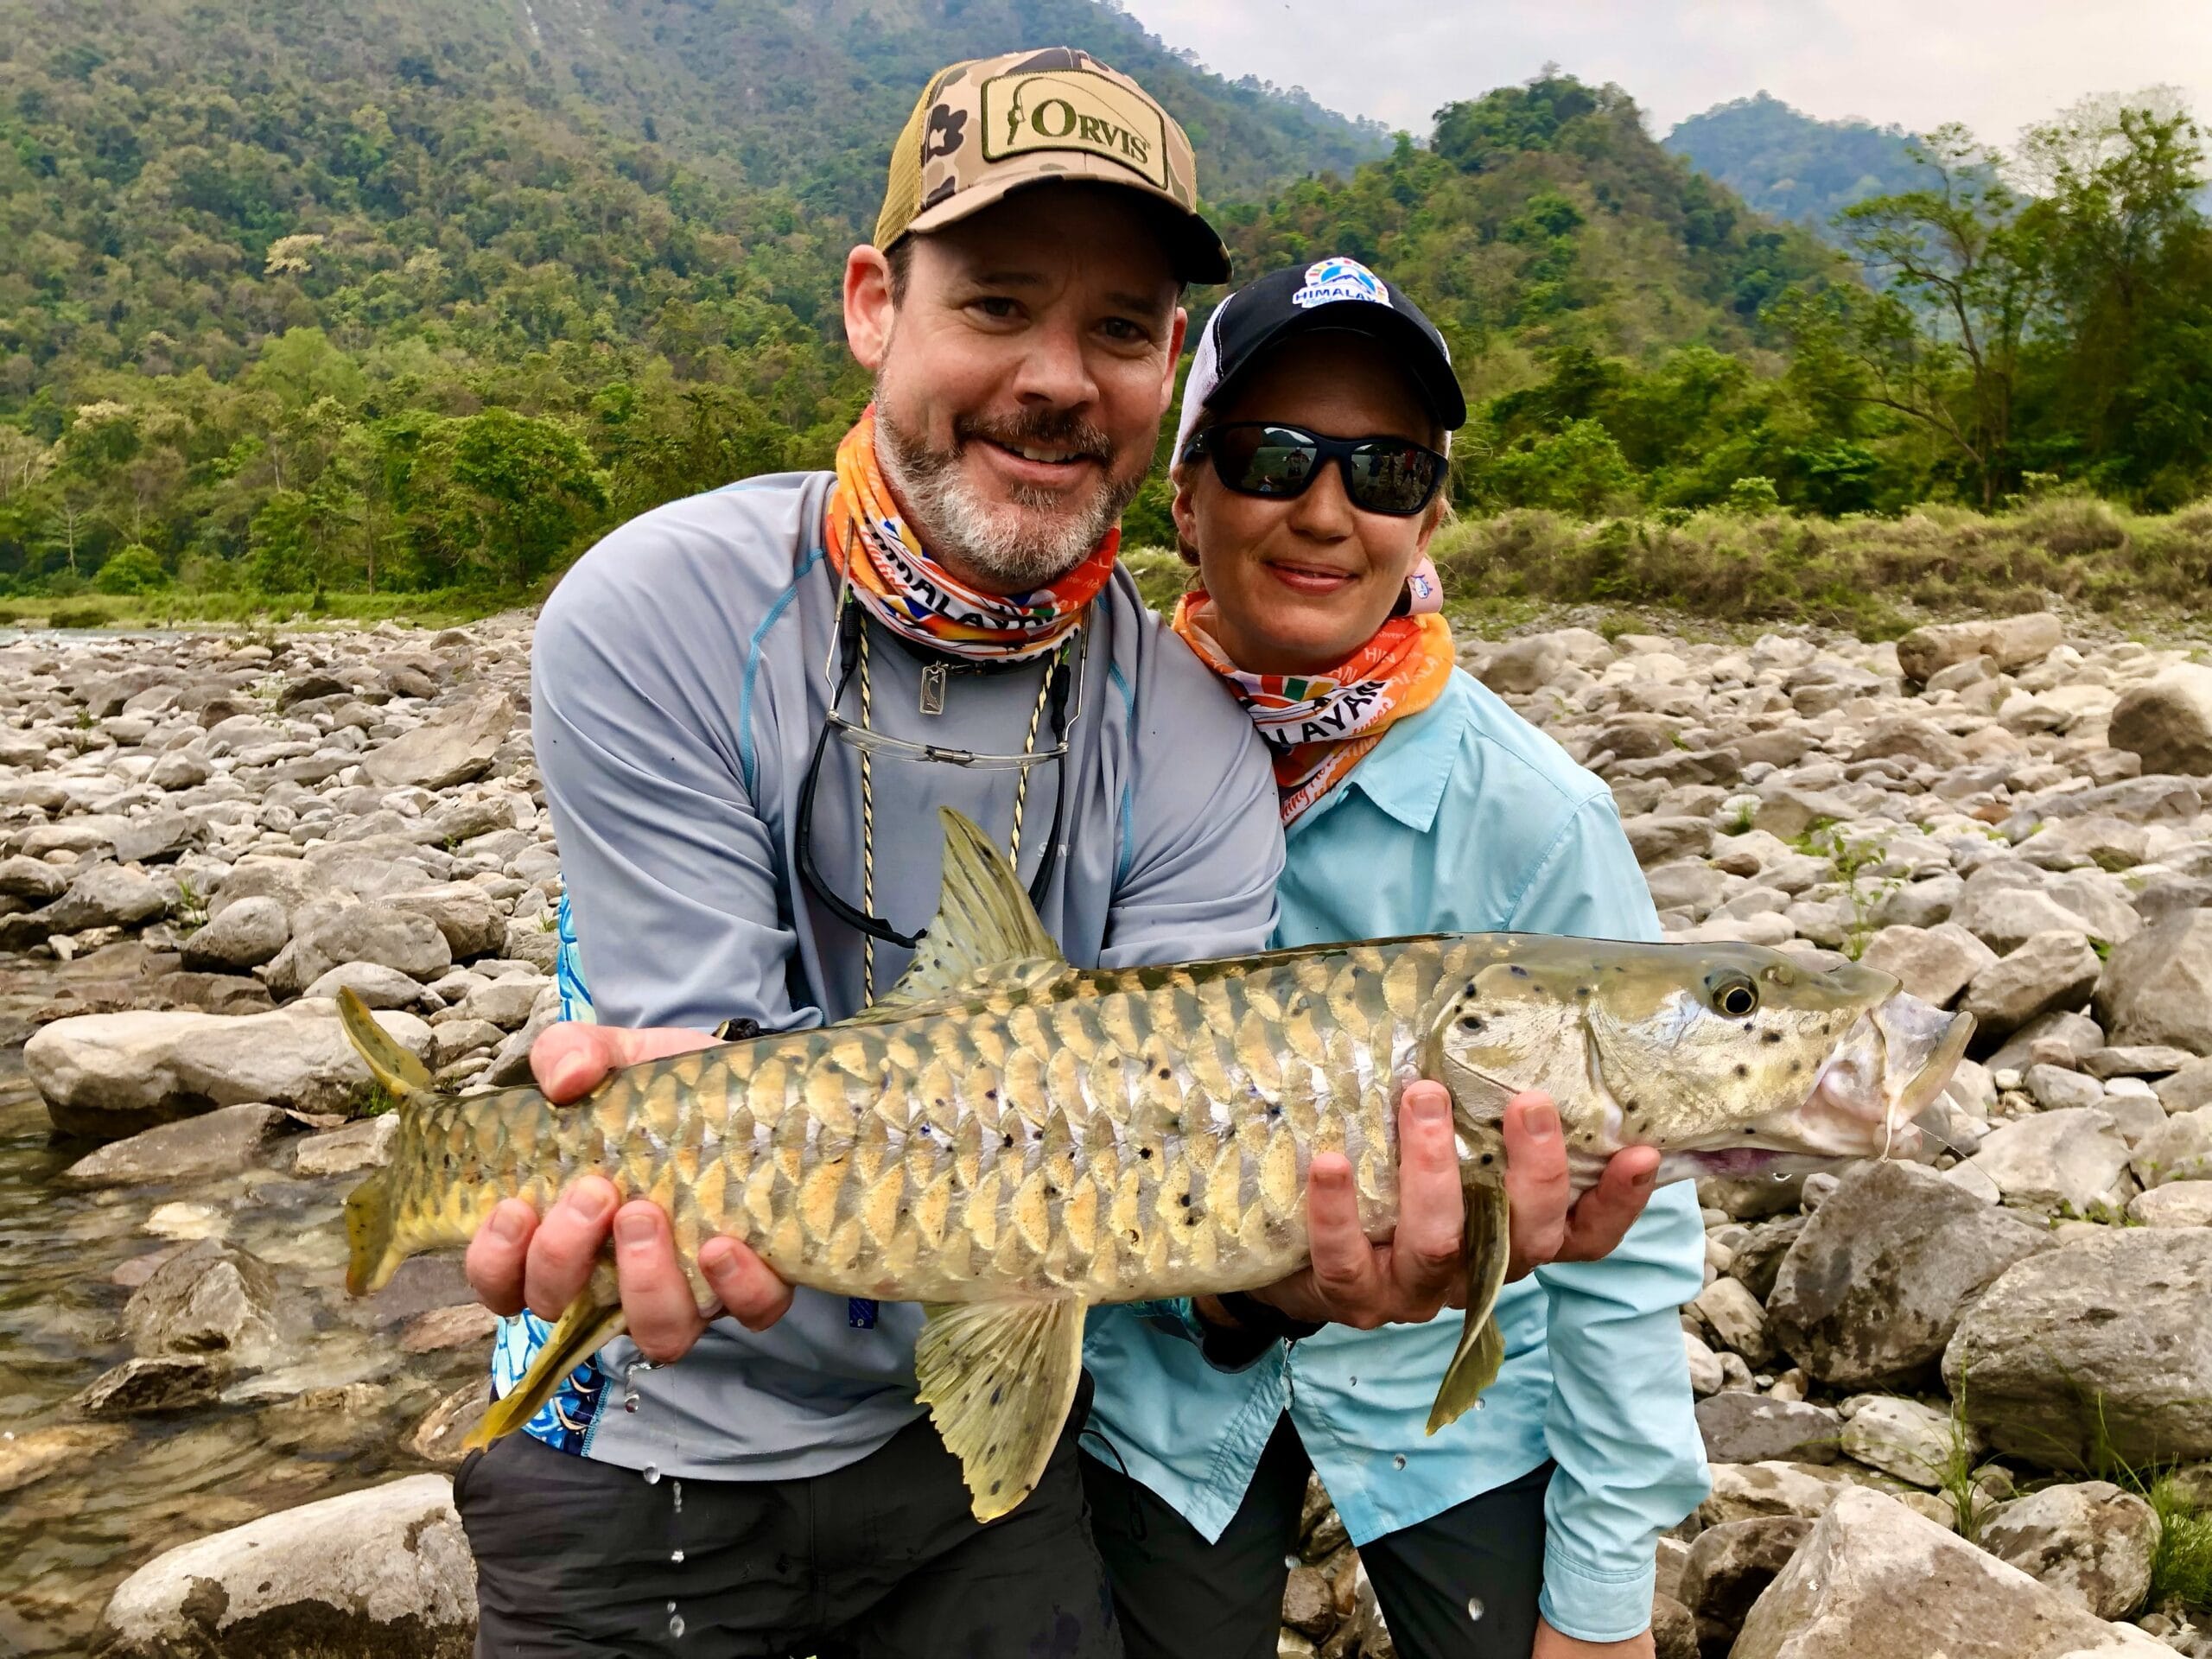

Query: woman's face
[1173,332,1443,676]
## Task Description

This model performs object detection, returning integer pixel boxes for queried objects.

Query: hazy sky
[1121,0,2212,147]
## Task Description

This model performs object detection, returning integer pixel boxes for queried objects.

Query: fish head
[1423,938,1973,1185]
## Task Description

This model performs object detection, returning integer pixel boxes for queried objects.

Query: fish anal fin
[1427,1182,1510,1434]
[466,1264,626,1452]
[861,810,1068,1020]
[337,987,433,1096]
[914,1295,1084,1523]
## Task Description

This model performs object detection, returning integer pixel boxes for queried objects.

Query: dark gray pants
[1082,1414,1552,1659]
[457,1385,1120,1659]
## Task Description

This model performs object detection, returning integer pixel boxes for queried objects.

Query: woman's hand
[1533,1617,1655,1659]
[1222,1084,1662,1331]
[462,1023,798,1361]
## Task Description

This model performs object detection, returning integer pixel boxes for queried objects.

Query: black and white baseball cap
[1173,256,1467,461]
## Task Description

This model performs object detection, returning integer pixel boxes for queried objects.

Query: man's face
[845,186,1186,594]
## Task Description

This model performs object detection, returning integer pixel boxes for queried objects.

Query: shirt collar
[1288,676,1467,839]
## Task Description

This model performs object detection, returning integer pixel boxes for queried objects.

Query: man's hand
[1223,1085,1662,1332]
[1534,1617,1654,1659]
[462,1023,798,1362]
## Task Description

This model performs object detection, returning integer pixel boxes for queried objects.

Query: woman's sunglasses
[1181,423,1448,517]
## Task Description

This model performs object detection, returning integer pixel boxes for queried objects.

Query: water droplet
[671,1548,686,1563]
[667,1612,686,1639]
[1473,1398,1486,1412]
[671,1479,683,1514]
[1771,1171,1792,1183]
[1283,1554,1300,1571]
[1347,1376,1357,1386]
[1466,1596,1485,1622]
[643,1465,662,1484]
[666,1603,677,1613]
[1392,1454,1407,1470]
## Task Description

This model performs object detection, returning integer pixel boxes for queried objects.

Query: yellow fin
[914,1295,1085,1523]
[336,987,433,1096]
[465,1264,626,1451]
[855,808,1068,1021]
[1427,1182,1510,1434]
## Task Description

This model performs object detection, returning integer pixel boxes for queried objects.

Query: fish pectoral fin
[854,810,1071,1024]
[337,987,433,1096]
[1427,1182,1511,1434]
[466,1264,626,1452]
[914,1294,1086,1525]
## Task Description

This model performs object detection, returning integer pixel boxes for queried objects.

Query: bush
[90,543,170,594]
[48,602,118,629]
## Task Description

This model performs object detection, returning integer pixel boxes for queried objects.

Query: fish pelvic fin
[914,1294,1085,1524]
[465,1263,626,1452]
[336,987,433,1098]
[854,809,1068,1023]
[1427,1182,1511,1434]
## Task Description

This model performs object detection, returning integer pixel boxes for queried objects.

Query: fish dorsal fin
[337,987,433,1096]
[914,1295,1087,1522]
[858,809,1067,1023]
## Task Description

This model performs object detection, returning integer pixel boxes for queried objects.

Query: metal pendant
[918,662,947,717]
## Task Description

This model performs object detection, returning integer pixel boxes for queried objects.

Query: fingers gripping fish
[336,810,1971,1522]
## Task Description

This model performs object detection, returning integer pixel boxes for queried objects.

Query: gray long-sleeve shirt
[528,470,1284,1481]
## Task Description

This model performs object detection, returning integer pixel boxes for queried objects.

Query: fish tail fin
[467,1265,626,1452]
[343,1168,404,1296]
[337,987,434,1100]
[1427,1182,1511,1434]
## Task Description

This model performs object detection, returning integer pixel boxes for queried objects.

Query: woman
[1080,259,1709,1659]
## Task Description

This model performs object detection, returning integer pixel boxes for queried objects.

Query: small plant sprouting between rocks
[1929,1375,2001,1546]
[172,877,208,933]
[359,1082,399,1119]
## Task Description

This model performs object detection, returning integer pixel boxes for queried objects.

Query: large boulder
[271,904,454,992]
[2107,664,2212,777]
[1728,1485,2164,1659]
[1944,1229,2212,1468]
[1961,931,2103,1039]
[1980,1481,2160,1620]
[42,864,172,932]
[56,1103,290,1190]
[94,1475,474,1658]
[1697,1394,1844,1465]
[360,691,513,790]
[387,884,505,960]
[1897,614,2064,684]
[25,1001,433,1136]
[179,895,290,971]
[1949,1109,2134,1216]
[123,1238,283,1366]
[2094,912,2212,1055]
[1766,1160,2054,1388]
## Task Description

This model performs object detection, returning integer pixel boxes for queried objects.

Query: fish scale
[338,809,1970,1524]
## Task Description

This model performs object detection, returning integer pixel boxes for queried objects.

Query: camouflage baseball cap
[876,48,1231,284]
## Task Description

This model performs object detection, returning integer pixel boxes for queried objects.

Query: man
[458,48,1660,1658]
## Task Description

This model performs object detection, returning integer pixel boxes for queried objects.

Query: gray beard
[875,410,1139,592]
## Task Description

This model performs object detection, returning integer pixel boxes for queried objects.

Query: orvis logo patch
[981,72,1168,188]
[1292,257,1392,310]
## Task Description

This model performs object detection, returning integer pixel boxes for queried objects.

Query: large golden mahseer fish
[338,810,1969,1520]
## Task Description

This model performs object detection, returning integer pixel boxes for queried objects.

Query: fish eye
[1713,976,1760,1018]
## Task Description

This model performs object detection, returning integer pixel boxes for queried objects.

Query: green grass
[0,587,511,632]
[2148,1475,2212,1613]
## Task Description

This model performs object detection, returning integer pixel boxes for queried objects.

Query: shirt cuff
[1538,1545,1657,1645]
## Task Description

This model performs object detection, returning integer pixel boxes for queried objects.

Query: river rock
[1962,931,2104,1039]
[1696,1394,1843,1465]
[2107,664,2212,776]
[25,1000,434,1135]
[2158,1058,2212,1113]
[1767,1160,2053,1387]
[56,1103,290,1190]
[1651,1592,1697,1659]
[1680,1516,1811,1655]
[42,864,171,932]
[1694,1274,1777,1367]
[2129,1105,2212,1188]
[388,883,505,960]
[72,1353,226,1416]
[2126,1179,2212,1226]
[1478,634,1566,695]
[0,853,67,902]
[1897,614,2065,684]
[1838,1395,1958,1488]
[276,904,454,990]
[124,1238,283,1365]
[180,894,289,970]
[1945,1228,2212,1468]
[1699,1461,1851,1526]
[1728,1485,2164,1659]
[1980,1481,2159,1619]
[0,1422,130,1496]
[305,961,435,1009]
[361,691,513,790]
[2094,911,2212,1054]
[408,1381,492,1466]
[292,1113,397,1176]
[1949,1109,2133,1215]
[1859,923,1997,1006]
[94,1473,474,1659]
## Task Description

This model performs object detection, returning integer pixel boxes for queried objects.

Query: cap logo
[1292,257,1391,310]
[980,71,1168,190]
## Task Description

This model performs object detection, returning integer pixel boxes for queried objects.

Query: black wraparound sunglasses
[1181,423,1448,517]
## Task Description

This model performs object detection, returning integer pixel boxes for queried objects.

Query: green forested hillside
[1664,93,1924,238]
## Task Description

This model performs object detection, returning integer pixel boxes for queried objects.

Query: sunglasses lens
[1214,425,1323,496]
[1349,442,1444,515]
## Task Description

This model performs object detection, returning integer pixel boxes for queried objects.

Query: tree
[407,411,609,589]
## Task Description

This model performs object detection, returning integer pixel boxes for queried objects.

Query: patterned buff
[823,406,1119,663]
[1172,591,1456,823]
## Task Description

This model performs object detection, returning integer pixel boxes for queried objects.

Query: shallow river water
[0,956,483,1656]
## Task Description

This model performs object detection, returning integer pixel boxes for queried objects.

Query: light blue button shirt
[1083,668,1712,1645]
